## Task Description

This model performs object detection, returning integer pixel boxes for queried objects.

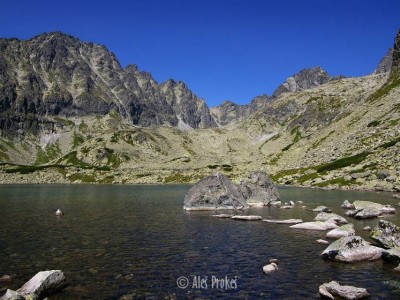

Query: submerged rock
[317,239,330,245]
[239,171,280,206]
[370,220,400,249]
[17,270,65,299]
[313,206,331,213]
[326,224,355,239]
[263,219,303,224]
[321,236,385,262]
[318,281,369,300]
[290,221,338,231]
[55,209,64,216]
[314,212,348,224]
[231,215,262,221]
[183,173,248,210]
[341,200,355,209]
[212,214,232,218]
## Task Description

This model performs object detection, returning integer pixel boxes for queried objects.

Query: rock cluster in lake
[1,270,65,300]
[183,171,279,210]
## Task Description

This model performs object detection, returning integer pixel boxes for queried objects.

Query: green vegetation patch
[68,173,96,183]
[367,120,380,127]
[271,167,308,181]
[5,164,66,174]
[297,172,320,183]
[309,131,335,150]
[34,142,61,165]
[316,152,370,173]
[377,136,400,149]
[368,75,400,103]
[315,177,361,187]
[72,132,85,148]
[164,173,194,183]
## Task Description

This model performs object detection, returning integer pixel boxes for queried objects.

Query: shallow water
[0,184,399,299]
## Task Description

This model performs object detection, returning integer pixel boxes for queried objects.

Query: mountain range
[0,30,398,192]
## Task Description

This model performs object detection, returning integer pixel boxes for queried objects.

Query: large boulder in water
[183,173,248,210]
[318,281,369,300]
[321,236,385,262]
[370,220,400,249]
[239,171,279,206]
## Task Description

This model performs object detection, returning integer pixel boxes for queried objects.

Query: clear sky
[0,0,399,107]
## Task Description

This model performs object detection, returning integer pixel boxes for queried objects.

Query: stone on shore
[341,200,355,209]
[17,270,66,299]
[314,212,348,224]
[263,219,303,224]
[183,173,248,210]
[313,206,331,213]
[326,224,355,239]
[239,171,280,206]
[318,281,369,300]
[231,215,262,221]
[262,263,278,274]
[290,221,338,231]
[321,236,385,262]
[370,220,400,249]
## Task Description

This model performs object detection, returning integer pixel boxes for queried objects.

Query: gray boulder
[313,206,331,213]
[290,221,338,231]
[326,224,355,239]
[318,281,369,300]
[183,173,248,210]
[353,200,395,214]
[321,236,385,262]
[314,212,348,224]
[239,171,279,206]
[17,270,65,299]
[263,219,303,224]
[341,200,355,209]
[370,220,400,249]
[354,207,381,219]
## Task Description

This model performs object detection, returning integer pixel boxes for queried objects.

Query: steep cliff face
[0,32,215,136]
[375,48,393,74]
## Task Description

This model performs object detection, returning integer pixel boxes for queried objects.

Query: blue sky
[1,0,399,107]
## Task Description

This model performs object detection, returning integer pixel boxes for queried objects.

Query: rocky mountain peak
[272,66,331,98]
[0,32,216,137]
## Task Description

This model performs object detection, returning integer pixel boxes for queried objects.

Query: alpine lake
[0,184,399,299]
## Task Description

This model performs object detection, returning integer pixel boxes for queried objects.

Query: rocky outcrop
[318,281,369,300]
[321,236,385,262]
[272,67,331,98]
[375,48,393,74]
[183,173,248,210]
[239,171,280,206]
[0,32,216,137]
[370,220,400,249]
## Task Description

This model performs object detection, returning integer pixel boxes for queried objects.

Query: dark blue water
[0,185,399,299]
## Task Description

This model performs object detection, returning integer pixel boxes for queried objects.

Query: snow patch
[256,132,278,143]
[39,133,60,150]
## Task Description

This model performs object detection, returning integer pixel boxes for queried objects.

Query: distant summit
[272,66,331,98]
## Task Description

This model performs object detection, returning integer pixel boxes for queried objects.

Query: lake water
[0,184,400,299]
